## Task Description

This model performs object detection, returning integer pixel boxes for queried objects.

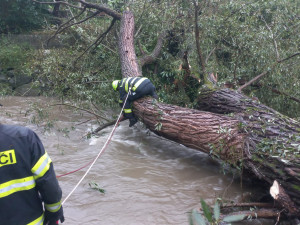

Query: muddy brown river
[0,96,267,225]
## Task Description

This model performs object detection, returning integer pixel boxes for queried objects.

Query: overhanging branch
[138,32,166,67]
[79,0,122,20]
[238,52,300,91]
[74,18,117,65]
[47,6,87,46]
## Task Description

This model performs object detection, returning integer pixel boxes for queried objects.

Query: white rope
[62,88,131,205]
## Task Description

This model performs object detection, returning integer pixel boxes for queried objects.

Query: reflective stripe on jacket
[0,124,62,225]
[118,77,150,103]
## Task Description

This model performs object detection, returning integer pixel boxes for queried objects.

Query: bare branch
[219,208,282,220]
[238,70,271,92]
[92,18,117,50]
[222,202,279,208]
[134,24,143,38]
[261,15,280,60]
[47,7,87,46]
[79,0,121,20]
[50,103,110,122]
[74,18,117,65]
[277,52,300,63]
[139,32,166,67]
[137,40,145,55]
[205,47,217,64]
[238,52,300,91]
[267,86,300,104]
[193,0,206,75]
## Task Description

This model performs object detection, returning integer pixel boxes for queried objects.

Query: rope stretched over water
[56,160,93,178]
[62,88,131,205]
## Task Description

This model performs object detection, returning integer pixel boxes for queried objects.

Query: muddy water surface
[1,96,255,225]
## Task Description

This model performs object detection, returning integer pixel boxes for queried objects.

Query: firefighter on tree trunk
[112,77,158,127]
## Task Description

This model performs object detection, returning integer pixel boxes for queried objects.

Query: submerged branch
[51,103,110,122]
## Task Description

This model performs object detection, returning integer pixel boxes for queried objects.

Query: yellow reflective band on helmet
[112,80,120,91]
[27,213,44,225]
[124,109,132,113]
[132,78,147,91]
[0,176,36,198]
[45,200,62,213]
[31,152,52,180]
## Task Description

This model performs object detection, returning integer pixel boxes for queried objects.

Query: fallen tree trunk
[118,10,300,218]
[133,97,245,162]
[196,88,300,213]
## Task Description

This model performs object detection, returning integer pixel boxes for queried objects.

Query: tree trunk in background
[52,1,60,17]
[118,10,300,216]
[119,11,142,77]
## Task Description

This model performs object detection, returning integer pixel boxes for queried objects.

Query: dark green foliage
[201,199,213,223]
[0,0,51,34]
[189,199,247,225]
[195,0,300,117]
[0,38,33,70]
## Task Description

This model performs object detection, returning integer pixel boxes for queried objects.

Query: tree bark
[196,88,300,214]
[133,97,245,163]
[119,11,142,77]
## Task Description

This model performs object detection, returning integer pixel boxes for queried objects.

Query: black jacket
[0,124,62,225]
[118,77,151,102]
[118,77,157,113]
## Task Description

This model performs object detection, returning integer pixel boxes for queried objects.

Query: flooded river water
[1,96,258,225]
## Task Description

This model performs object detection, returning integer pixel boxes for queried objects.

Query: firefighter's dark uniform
[0,124,64,225]
[118,77,158,127]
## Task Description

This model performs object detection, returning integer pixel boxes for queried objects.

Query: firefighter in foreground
[112,77,158,127]
[0,123,64,225]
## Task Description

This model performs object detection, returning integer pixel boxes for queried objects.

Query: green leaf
[191,209,207,225]
[223,214,246,222]
[89,182,105,193]
[213,201,220,221]
[201,199,213,222]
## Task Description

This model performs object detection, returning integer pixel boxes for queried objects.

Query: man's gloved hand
[129,117,138,127]
[122,112,129,120]
[46,218,64,225]
[45,206,65,225]
[45,215,64,225]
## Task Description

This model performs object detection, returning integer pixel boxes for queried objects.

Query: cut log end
[270,180,300,216]
[270,180,280,200]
